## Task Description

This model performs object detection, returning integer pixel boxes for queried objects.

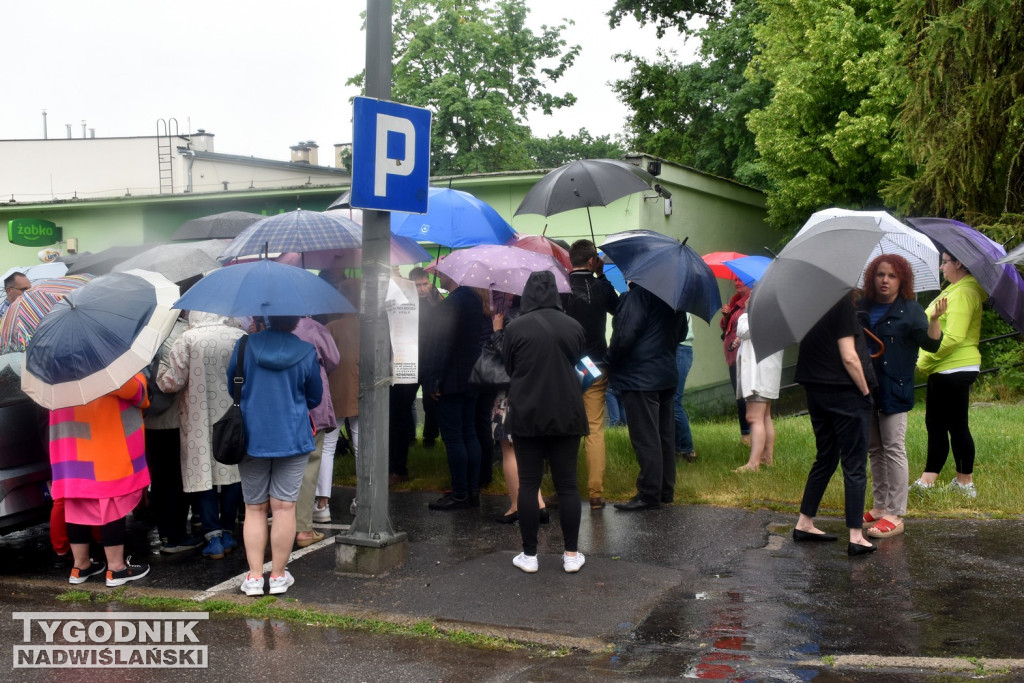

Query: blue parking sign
[350,97,431,213]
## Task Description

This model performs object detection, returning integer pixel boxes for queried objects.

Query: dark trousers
[621,388,676,503]
[422,385,439,444]
[924,371,979,475]
[389,383,419,476]
[799,388,871,528]
[144,428,189,543]
[514,435,582,556]
[728,364,750,435]
[195,483,242,540]
[68,518,126,547]
[434,392,481,499]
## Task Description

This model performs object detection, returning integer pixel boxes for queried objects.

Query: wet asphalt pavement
[2,486,1024,680]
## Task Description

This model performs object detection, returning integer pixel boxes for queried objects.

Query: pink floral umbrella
[426,245,571,295]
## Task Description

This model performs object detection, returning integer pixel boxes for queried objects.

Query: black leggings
[924,371,979,475]
[514,435,581,556]
[67,518,126,547]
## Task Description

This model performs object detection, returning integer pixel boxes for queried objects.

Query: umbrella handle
[863,326,886,359]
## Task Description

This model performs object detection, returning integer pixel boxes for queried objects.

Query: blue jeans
[196,483,243,540]
[674,345,694,452]
[434,392,481,499]
[606,387,626,427]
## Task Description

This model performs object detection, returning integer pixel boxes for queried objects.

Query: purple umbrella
[908,217,1024,334]
[426,245,571,295]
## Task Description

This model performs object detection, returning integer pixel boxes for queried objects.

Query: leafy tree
[522,129,626,168]
[608,0,728,38]
[348,0,579,176]
[612,0,769,187]
[881,0,1024,224]
[745,0,909,232]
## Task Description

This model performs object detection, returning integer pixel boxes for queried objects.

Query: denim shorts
[238,453,310,504]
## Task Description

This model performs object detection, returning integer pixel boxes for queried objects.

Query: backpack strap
[231,336,248,405]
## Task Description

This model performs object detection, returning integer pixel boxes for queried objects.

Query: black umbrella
[514,158,655,242]
[171,211,264,240]
[64,245,151,276]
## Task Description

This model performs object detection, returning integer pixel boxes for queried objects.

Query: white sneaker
[512,552,538,573]
[562,552,586,573]
[240,573,264,597]
[948,479,978,499]
[268,570,295,595]
[910,479,934,492]
[313,503,331,523]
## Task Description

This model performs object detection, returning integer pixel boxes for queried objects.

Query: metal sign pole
[336,0,408,571]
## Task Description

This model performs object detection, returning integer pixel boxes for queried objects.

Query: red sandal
[862,511,880,525]
[867,518,904,538]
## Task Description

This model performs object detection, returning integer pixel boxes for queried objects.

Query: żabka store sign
[12,612,208,669]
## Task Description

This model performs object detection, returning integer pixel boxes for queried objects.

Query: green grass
[334,401,1024,518]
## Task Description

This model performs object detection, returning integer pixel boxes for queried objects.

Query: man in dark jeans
[422,274,486,510]
[606,283,687,511]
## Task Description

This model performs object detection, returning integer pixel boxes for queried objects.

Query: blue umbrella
[22,269,180,409]
[391,187,515,248]
[218,209,363,261]
[723,255,772,287]
[174,260,355,317]
[600,230,722,322]
[596,253,628,293]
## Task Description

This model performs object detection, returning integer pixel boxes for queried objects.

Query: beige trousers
[868,410,909,516]
[295,430,326,533]
[582,375,609,498]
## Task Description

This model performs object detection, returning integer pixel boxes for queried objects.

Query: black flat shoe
[614,496,660,512]
[495,512,519,524]
[539,508,550,524]
[848,542,877,556]
[793,528,838,542]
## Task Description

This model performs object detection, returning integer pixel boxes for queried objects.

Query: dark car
[0,353,52,535]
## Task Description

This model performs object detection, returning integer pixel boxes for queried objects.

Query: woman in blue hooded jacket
[227,315,322,597]
[856,255,943,539]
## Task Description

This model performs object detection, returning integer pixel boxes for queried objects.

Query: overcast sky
[4,1,696,163]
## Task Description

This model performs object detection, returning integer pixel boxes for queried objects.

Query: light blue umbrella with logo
[391,187,515,248]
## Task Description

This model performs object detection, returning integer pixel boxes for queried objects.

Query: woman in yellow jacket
[911,251,985,498]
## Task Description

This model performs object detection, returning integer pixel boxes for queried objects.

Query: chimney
[66,124,72,139]
[42,110,48,139]
[306,141,319,166]
[190,129,215,152]
[81,120,86,138]
[334,143,352,170]
[290,141,310,164]
[89,128,95,138]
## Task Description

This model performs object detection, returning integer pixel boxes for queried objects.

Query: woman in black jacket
[502,271,589,574]
[856,255,943,539]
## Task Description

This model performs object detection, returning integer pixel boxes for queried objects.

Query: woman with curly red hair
[855,254,944,539]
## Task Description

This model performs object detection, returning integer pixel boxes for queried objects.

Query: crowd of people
[1,235,990,590]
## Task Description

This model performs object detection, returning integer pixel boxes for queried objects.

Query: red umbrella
[506,234,572,272]
[701,251,748,279]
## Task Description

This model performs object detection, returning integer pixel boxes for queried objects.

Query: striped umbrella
[0,275,95,354]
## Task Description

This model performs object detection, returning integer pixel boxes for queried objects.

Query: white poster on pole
[387,277,419,384]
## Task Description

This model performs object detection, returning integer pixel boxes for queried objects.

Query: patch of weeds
[65,591,539,654]
[821,655,836,667]
[57,590,91,603]
[964,656,984,675]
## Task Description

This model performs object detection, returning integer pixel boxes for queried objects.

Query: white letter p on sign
[374,114,416,197]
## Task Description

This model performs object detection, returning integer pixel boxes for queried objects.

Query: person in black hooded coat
[502,271,589,574]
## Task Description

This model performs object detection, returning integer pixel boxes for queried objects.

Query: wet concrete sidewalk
[4,487,1024,678]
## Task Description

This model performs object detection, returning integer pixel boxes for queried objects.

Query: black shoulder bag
[212,336,249,466]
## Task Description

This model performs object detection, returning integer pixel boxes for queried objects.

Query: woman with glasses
[910,251,985,498]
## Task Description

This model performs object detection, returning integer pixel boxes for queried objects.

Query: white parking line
[191,525,349,602]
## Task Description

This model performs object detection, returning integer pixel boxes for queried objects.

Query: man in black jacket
[422,274,487,510]
[606,283,687,510]
[564,240,619,509]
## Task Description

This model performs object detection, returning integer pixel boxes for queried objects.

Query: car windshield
[0,353,31,408]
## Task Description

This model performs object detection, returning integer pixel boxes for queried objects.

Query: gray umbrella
[64,245,152,276]
[514,158,655,241]
[112,239,228,283]
[171,211,264,240]
[747,215,885,359]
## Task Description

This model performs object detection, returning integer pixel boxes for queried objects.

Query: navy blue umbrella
[22,269,180,409]
[174,260,355,317]
[391,187,515,248]
[600,230,722,322]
